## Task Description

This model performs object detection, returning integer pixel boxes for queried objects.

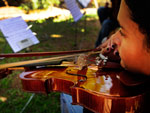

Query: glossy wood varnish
[19,65,150,113]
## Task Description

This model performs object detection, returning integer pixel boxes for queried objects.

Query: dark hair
[111,0,121,20]
[125,0,150,49]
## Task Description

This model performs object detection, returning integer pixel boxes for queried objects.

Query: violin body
[19,64,150,113]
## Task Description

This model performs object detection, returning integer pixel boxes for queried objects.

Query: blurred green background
[0,0,106,113]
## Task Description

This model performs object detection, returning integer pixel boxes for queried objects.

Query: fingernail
[111,44,115,49]
[106,47,110,51]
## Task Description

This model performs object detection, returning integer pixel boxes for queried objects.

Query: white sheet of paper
[0,16,39,53]
[78,0,91,8]
[64,0,83,22]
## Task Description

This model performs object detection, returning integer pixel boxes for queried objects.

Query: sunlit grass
[50,34,63,38]
[36,19,46,23]
[0,96,7,102]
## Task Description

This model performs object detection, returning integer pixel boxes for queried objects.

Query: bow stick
[0,48,99,58]
[0,54,82,69]
[0,48,102,70]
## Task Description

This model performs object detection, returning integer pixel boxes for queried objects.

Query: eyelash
[119,29,125,36]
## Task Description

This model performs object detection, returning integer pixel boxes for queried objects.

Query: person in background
[95,0,121,47]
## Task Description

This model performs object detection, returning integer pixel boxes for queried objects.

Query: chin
[120,61,144,74]
[120,60,126,69]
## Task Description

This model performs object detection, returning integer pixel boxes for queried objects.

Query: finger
[113,48,119,56]
[101,46,111,55]
[100,39,110,48]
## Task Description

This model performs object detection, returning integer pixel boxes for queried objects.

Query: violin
[19,60,150,113]
[1,49,150,113]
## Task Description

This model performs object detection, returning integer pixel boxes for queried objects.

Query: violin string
[66,69,87,82]
[0,54,82,69]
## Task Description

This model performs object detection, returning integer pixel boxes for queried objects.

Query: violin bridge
[76,54,88,70]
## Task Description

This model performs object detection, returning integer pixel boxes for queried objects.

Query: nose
[113,30,122,46]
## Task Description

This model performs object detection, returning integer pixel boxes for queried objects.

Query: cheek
[118,42,144,70]
[119,47,133,68]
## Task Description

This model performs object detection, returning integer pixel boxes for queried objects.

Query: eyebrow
[118,21,125,30]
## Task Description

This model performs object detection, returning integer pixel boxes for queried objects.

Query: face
[113,0,150,75]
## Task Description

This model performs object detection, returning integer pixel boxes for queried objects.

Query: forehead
[117,0,137,32]
[117,0,146,45]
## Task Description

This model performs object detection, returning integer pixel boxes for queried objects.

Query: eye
[119,29,125,36]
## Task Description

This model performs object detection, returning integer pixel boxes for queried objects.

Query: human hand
[96,34,120,62]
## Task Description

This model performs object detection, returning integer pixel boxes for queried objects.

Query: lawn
[0,11,99,113]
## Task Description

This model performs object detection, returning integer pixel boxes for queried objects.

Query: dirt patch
[0,6,25,20]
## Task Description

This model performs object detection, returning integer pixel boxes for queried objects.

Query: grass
[0,13,99,113]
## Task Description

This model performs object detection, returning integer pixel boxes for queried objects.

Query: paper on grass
[78,0,91,8]
[0,16,39,53]
[64,0,83,22]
